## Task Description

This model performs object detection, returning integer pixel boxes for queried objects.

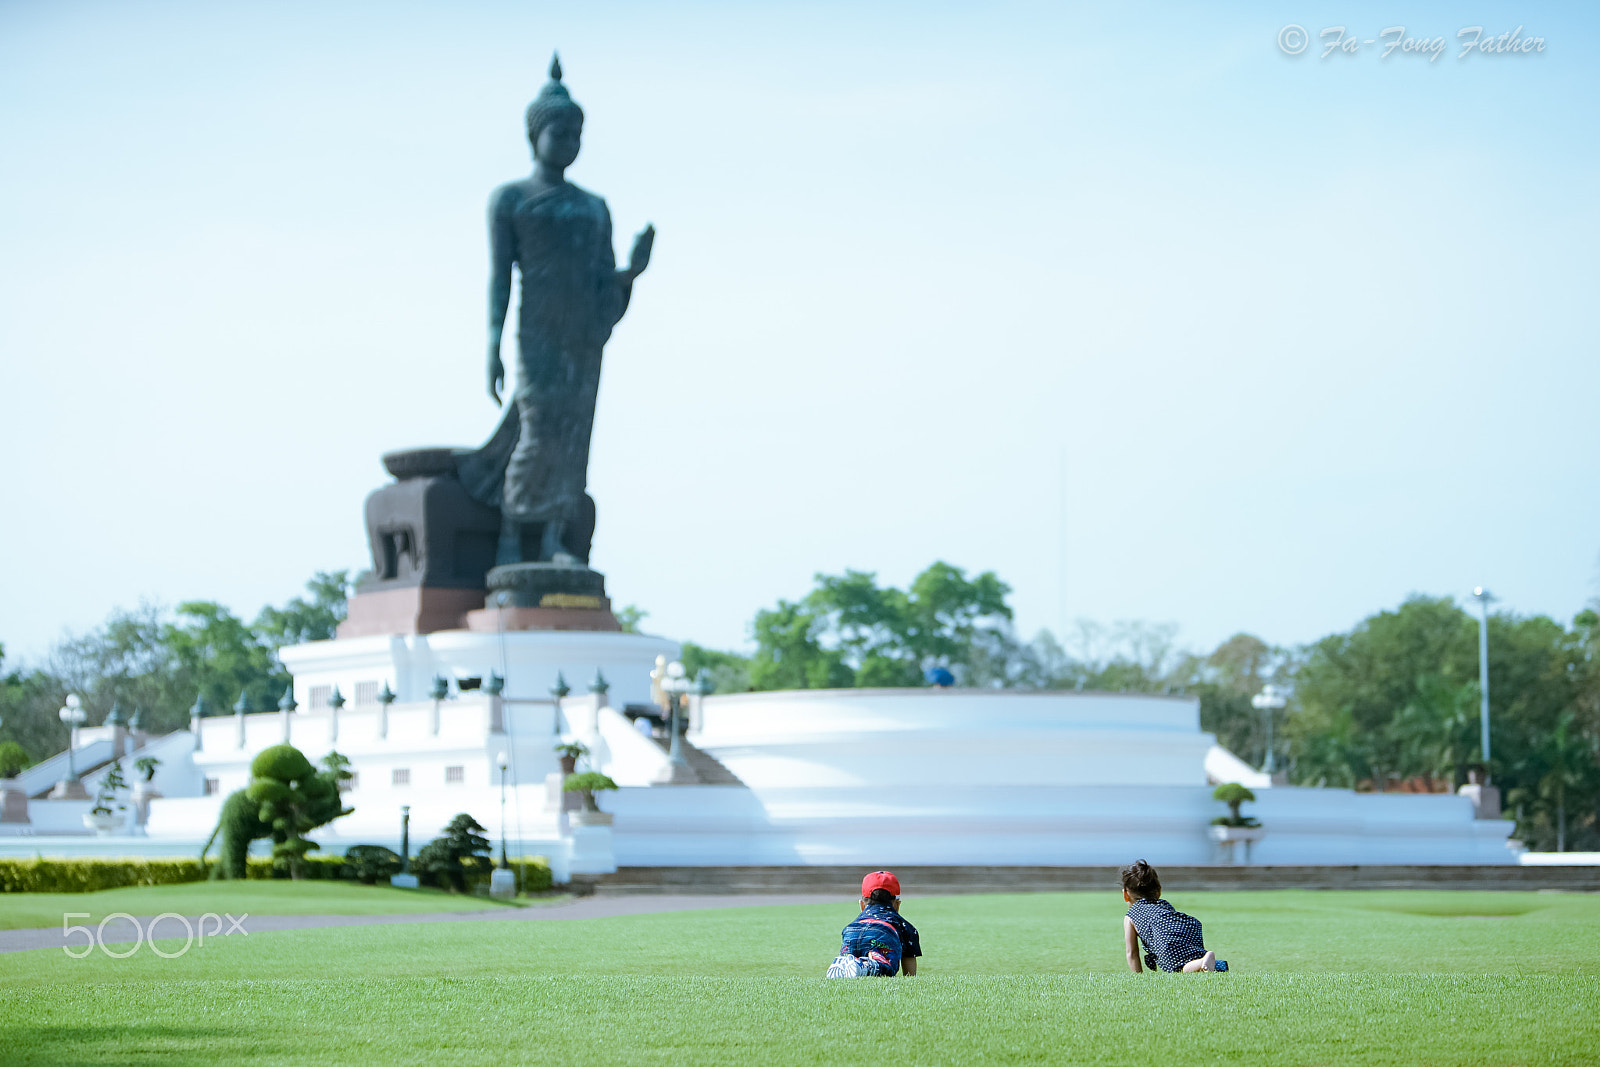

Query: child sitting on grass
[1120,859,1224,973]
[825,870,921,978]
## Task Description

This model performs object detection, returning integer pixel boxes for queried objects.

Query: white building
[0,629,1520,876]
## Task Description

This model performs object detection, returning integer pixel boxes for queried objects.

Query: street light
[1472,586,1493,772]
[661,660,691,772]
[392,804,418,889]
[58,694,86,779]
[1251,685,1288,776]
[497,754,509,870]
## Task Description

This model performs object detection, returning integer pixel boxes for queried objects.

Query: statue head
[526,53,584,170]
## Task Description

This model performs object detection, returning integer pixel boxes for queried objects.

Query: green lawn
[2,888,1597,1065]
[0,881,525,930]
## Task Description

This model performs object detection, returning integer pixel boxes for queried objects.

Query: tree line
[0,573,350,762]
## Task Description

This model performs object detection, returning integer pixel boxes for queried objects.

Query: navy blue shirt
[839,904,921,976]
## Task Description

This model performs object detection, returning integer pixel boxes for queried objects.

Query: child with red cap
[824,871,922,978]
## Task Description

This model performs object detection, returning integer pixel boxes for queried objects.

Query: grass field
[2,887,1597,1065]
[0,880,525,931]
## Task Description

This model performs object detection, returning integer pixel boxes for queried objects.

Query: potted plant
[554,741,589,776]
[1208,782,1265,864]
[83,760,130,835]
[563,771,618,826]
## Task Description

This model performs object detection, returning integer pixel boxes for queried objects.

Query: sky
[2,0,1597,666]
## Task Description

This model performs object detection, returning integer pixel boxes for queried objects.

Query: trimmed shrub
[344,845,402,884]
[508,856,553,894]
[0,858,208,894]
[416,813,492,893]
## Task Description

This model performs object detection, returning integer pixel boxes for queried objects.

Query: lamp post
[550,671,570,737]
[1251,685,1288,776]
[488,754,517,898]
[58,694,85,778]
[662,661,691,771]
[53,694,89,798]
[498,754,509,869]
[1472,586,1493,772]
[393,804,418,889]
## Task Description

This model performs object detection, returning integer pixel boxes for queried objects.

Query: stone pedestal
[489,867,517,898]
[467,562,621,632]
[1459,782,1502,819]
[0,779,29,827]
[1209,824,1266,865]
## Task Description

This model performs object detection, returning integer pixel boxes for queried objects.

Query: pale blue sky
[2,1,1596,664]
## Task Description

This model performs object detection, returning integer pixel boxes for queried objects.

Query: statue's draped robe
[458,181,626,530]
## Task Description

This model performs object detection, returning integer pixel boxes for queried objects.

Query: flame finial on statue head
[527,51,582,139]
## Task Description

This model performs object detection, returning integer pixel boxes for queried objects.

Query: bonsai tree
[344,844,403,885]
[1211,782,1260,828]
[320,751,355,791]
[133,756,161,783]
[563,771,618,813]
[245,744,355,880]
[0,741,29,779]
[416,813,493,892]
[91,760,130,818]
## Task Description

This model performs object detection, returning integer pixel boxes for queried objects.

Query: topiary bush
[345,845,403,885]
[416,813,492,892]
[1212,782,1260,827]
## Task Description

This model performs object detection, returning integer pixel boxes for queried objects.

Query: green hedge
[0,858,208,894]
[2,853,552,893]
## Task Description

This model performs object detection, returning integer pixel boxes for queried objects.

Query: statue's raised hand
[488,349,505,407]
[628,224,655,278]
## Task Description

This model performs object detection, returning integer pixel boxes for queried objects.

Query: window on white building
[445,765,465,784]
[204,778,220,796]
[355,681,380,705]
[308,685,331,710]
[392,768,410,786]
[340,772,359,792]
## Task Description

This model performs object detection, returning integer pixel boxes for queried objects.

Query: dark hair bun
[866,887,896,905]
[1119,859,1161,897]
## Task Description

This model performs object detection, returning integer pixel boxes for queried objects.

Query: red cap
[861,871,901,898]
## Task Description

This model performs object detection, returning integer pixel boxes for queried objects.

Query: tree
[680,641,751,694]
[744,562,1014,691]
[416,813,492,892]
[1284,595,1598,849]
[614,604,647,634]
[244,744,353,879]
[2,572,352,760]
[0,741,28,778]
[252,571,350,649]
[0,643,65,765]
[748,598,854,691]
